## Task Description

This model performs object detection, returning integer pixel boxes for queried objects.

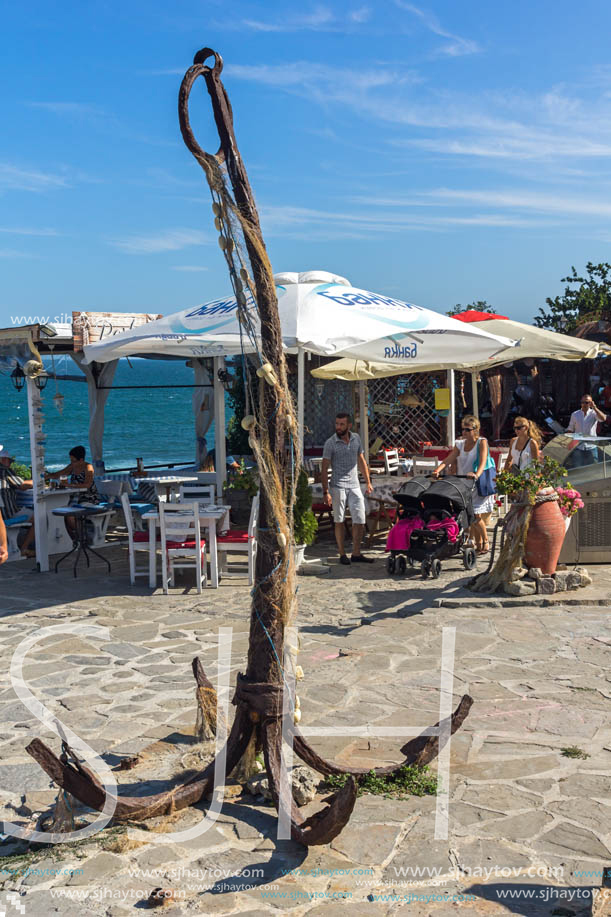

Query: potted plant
[292,468,318,568]
[496,457,569,574]
[223,459,259,526]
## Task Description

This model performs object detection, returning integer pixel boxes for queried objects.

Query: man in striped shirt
[0,447,32,521]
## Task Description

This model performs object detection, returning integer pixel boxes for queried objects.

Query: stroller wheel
[397,556,407,575]
[431,559,441,579]
[421,561,430,578]
[462,547,477,570]
[387,555,396,574]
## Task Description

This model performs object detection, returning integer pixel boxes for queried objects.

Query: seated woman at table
[201,443,240,473]
[47,445,100,538]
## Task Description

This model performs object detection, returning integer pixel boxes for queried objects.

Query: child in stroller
[387,475,477,577]
[386,477,426,574]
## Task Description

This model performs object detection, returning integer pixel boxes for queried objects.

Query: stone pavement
[0,538,609,917]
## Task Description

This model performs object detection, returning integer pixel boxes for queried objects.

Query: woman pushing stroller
[432,415,495,555]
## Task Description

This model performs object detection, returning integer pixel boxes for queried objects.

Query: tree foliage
[447,300,496,317]
[534,262,611,333]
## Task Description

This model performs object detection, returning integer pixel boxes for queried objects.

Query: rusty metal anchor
[25,47,472,847]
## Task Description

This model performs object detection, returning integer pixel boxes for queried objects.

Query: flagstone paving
[0,542,609,916]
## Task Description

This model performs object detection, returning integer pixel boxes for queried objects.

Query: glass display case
[542,434,611,563]
[542,434,611,484]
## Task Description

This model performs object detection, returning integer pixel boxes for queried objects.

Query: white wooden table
[142,504,230,589]
[138,475,199,502]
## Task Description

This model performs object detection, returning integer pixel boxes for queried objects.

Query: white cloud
[0,163,68,193]
[0,227,59,236]
[226,61,420,93]
[0,249,35,259]
[217,3,377,33]
[350,6,371,23]
[395,0,480,56]
[424,188,611,219]
[28,102,104,117]
[110,229,211,255]
[242,5,334,32]
[228,60,611,172]
[259,202,543,240]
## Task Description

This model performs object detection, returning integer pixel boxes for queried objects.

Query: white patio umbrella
[83,272,517,366]
[82,273,517,471]
[312,308,610,447]
[312,310,605,381]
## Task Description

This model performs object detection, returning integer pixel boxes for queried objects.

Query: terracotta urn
[524,490,566,575]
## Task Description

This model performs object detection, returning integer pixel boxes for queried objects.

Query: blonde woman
[503,416,541,472]
[432,415,495,554]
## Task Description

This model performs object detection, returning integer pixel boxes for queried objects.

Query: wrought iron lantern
[10,365,25,392]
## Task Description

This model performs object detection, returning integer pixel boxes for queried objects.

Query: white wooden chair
[178,483,216,504]
[159,502,207,594]
[383,449,400,475]
[216,493,259,585]
[4,518,31,561]
[120,494,151,585]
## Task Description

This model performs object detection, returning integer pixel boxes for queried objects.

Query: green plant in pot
[495,456,569,575]
[496,456,567,503]
[223,459,259,526]
[293,468,318,567]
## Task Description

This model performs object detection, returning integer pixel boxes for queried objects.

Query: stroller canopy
[394,477,428,509]
[421,476,475,526]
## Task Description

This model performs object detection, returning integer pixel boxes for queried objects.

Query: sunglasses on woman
[461,426,474,431]
[514,424,526,430]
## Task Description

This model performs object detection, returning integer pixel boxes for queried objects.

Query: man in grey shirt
[322,412,374,565]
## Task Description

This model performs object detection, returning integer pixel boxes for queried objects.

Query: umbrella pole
[471,372,479,417]
[297,346,305,457]
[358,380,369,462]
[447,369,456,446]
[213,356,227,493]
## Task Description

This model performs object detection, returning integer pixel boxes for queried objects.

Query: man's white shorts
[330,486,366,525]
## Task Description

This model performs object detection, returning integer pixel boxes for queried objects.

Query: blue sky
[2,0,611,326]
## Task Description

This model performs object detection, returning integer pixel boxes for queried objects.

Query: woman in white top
[503,416,541,473]
[432,415,494,555]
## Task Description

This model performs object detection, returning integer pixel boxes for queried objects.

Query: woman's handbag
[474,439,497,497]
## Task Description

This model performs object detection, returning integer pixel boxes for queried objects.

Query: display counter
[542,435,611,563]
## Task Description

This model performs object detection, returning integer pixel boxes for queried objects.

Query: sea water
[0,358,227,471]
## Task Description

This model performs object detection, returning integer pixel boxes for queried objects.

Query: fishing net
[179,62,301,686]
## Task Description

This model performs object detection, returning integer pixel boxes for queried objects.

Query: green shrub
[10,460,31,479]
[223,459,259,498]
[293,468,317,546]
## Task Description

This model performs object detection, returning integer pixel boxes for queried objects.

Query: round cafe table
[51,506,112,577]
